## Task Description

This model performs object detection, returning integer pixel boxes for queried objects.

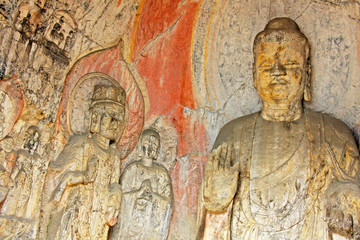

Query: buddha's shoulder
[153,162,169,173]
[306,110,351,133]
[50,134,92,169]
[213,112,259,146]
[219,111,260,133]
[123,160,141,170]
[306,110,356,149]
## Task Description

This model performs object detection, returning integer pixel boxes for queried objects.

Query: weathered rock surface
[0,0,358,239]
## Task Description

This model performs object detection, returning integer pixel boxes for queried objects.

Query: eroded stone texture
[0,0,141,123]
[111,129,173,240]
[199,18,360,240]
[44,84,126,240]
[0,0,359,239]
[192,0,360,128]
[0,126,44,239]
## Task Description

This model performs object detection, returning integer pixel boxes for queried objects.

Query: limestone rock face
[0,0,359,239]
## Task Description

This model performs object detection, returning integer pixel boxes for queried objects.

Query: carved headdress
[91,85,126,108]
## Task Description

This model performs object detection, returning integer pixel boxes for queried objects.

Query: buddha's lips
[270,78,288,85]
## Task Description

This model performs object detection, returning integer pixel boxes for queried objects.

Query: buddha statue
[110,128,173,240]
[45,84,127,240]
[199,18,360,240]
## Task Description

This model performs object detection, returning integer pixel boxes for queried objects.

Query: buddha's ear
[253,63,258,90]
[154,138,161,160]
[304,45,311,102]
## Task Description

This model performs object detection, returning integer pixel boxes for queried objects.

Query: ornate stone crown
[91,84,126,107]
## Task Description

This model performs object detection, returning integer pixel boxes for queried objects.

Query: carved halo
[67,72,127,137]
[56,41,144,159]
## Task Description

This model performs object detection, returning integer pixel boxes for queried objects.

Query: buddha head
[89,85,127,142]
[253,18,311,109]
[141,129,160,160]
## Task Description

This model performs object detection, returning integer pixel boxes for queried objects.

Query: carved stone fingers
[52,184,65,203]
[203,142,239,212]
[326,182,360,239]
[327,207,354,238]
[210,143,235,172]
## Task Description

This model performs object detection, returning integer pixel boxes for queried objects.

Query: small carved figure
[14,2,44,40]
[46,85,126,240]
[44,10,77,54]
[0,136,16,172]
[0,126,42,238]
[198,18,360,240]
[111,129,173,240]
[0,165,8,204]
[0,91,8,137]
[0,136,10,204]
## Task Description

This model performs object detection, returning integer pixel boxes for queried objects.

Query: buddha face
[91,103,125,141]
[141,133,160,160]
[253,39,308,106]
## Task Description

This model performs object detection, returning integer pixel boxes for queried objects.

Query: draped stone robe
[0,150,42,239]
[200,110,360,240]
[110,160,172,240]
[46,134,121,240]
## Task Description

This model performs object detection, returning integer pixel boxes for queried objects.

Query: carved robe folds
[46,134,121,240]
[203,111,359,239]
[111,161,172,240]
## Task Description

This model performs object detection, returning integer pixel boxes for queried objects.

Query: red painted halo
[56,42,144,159]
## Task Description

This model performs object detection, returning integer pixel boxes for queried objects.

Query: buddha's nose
[270,57,286,77]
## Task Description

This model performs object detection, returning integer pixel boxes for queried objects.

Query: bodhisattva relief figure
[199,18,360,240]
[0,126,42,238]
[0,165,8,204]
[111,129,173,240]
[46,85,126,240]
[0,136,16,173]
[0,136,15,202]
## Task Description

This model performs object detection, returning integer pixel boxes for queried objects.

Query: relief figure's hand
[51,182,66,203]
[84,156,98,182]
[327,207,355,238]
[138,179,153,200]
[106,183,122,226]
[140,179,152,191]
[203,143,239,212]
[105,206,118,226]
[50,170,82,203]
[326,182,360,239]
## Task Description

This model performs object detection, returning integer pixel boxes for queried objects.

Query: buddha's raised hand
[203,143,239,212]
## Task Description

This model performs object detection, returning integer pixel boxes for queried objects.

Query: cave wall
[0,0,359,239]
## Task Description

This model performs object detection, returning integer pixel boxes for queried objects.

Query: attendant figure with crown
[46,84,127,240]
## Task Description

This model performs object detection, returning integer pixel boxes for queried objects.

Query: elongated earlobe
[304,86,311,102]
[253,64,258,90]
[304,55,311,102]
